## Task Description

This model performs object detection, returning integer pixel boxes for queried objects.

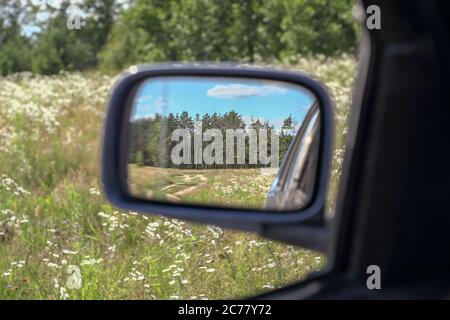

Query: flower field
[0,55,356,299]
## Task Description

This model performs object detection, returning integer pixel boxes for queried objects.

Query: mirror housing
[101,63,334,251]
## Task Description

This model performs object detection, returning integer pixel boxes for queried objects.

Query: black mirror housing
[101,63,334,250]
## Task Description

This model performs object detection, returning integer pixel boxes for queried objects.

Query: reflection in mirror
[126,76,320,211]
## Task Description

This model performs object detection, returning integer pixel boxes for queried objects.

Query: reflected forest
[128,111,299,169]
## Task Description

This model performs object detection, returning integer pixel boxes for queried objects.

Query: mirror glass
[126,76,321,211]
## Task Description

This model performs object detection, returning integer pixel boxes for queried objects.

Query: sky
[130,77,316,129]
[20,0,129,37]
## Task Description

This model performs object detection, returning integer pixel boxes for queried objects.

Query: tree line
[0,0,358,76]
[128,111,297,169]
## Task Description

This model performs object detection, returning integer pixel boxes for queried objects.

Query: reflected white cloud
[135,94,152,103]
[207,84,287,99]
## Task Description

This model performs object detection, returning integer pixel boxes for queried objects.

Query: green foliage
[100,0,359,69]
[0,35,30,76]
[30,1,117,74]
[0,0,119,75]
[1,0,357,75]
[0,0,31,75]
[31,23,95,74]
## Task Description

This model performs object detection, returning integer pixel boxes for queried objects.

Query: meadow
[128,165,277,209]
[0,55,355,299]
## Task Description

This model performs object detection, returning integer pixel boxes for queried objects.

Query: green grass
[128,165,276,209]
[0,56,355,299]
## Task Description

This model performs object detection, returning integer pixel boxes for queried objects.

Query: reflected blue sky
[131,77,316,129]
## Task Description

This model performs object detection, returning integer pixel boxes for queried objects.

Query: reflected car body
[266,102,320,211]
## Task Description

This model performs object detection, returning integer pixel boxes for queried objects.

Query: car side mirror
[101,64,334,251]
